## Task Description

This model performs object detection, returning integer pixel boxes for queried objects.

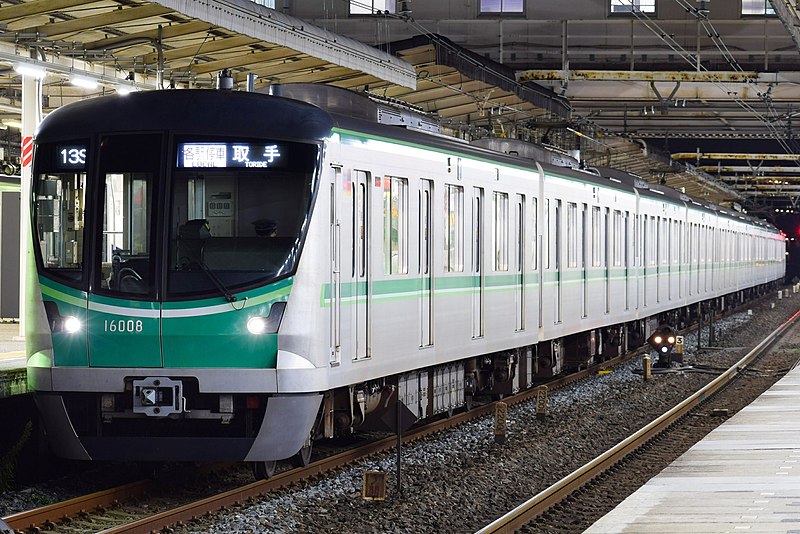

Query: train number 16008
[103,319,144,333]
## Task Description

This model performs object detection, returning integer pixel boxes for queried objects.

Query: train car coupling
[133,377,186,417]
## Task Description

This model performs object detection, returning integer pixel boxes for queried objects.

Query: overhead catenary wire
[622,0,800,164]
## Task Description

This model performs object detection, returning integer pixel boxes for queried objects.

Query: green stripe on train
[37,276,293,369]
[320,261,780,307]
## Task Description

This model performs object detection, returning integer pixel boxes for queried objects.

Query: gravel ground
[1,292,797,534]
[524,303,800,533]
[179,293,800,534]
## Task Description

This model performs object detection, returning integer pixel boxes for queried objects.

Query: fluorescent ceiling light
[71,76,98,89]
[13,63,46,79]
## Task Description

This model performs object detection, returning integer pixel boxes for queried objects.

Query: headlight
[247,316,268,335]
[62,316,81,333]
[653,335,662,344]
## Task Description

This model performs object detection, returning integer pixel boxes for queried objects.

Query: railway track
[3,333,651,533]
[476,307,800,534]
[2,299,786,534]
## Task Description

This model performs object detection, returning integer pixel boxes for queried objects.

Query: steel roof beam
[517,70,760,83]
[283,66,358,85]
[769,0,800,54]
[326,74,386,90]
[673,153,800,161]
[23,5,174,40]
[189,47,293,75]
[152,0,416,88]
[84,20,214,51]
[0,0,98,20]
[237,57,329,80]
[139,34,260,64]
[698,166,800,173]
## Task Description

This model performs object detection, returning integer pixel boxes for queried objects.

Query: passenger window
[567,202,578,268]
[34,164,86,282]
[493,192,509,271]
[531,197,538,270]
[444,184,464,272]
[592,206,601,267]
[383,176,408,274]
[96,134,161,297]
[613,210,622,266]
[544,199,551,269]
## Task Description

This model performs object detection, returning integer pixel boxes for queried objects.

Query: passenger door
[515,194,525,331]
[353,170,371,360]
[420,179,433,347]
[87,134,162,367]
[330,166,342,365]
[472,186,484,338]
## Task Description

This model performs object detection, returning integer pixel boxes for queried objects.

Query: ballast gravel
[0,292,797,533]
[179,293,800,534]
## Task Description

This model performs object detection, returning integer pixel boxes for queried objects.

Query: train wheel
[465,395,474,411]
[252,460,277,479]
[290,443,313,468]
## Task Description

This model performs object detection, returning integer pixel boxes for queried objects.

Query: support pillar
[19,72,42,338]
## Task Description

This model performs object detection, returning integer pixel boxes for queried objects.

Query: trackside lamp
[647,325,677,356]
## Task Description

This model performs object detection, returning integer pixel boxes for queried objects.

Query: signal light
[647,325,677,358]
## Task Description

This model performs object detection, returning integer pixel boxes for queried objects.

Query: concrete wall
[0,191,18,319]
[284,1,787,71]
[290,1,750,23]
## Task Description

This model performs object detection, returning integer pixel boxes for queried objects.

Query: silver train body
[279,87,785,445]
[31,86,785,463]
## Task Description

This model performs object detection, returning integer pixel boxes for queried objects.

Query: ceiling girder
[769,0,800,55]
[673,153,800,161]
[22,5,175,40]
[518,69,761,83]
[149,0,416,88]
[0,0,96,20]
[140,34,260,64]
[84,20,214,51]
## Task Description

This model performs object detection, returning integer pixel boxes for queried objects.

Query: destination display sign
[177,142,287,169]
[56,144,87,170]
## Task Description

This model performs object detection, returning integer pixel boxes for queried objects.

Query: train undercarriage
[321,284,778,445]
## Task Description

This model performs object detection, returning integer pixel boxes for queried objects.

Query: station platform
[585,363,800,533]
[0,321,26,397]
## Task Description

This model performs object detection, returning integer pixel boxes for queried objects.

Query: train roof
[32,88,779,235]
[329,110,779,234]
[34,89,334,145]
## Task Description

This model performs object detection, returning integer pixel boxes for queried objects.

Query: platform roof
[0,0,415,103]
[0,0,784,208]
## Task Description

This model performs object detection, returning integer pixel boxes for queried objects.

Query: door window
[95,134,160,297]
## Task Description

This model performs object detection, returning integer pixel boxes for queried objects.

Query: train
[27,84,785,476]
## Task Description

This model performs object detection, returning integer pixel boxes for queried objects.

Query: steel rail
[3,480,156,532]
[0,345,632,534]
[2,300,761,533]
[93,345,641,533]
[475,307,800,534]
[92,351,639,534]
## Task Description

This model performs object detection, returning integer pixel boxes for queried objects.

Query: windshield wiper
[197,261,237,303]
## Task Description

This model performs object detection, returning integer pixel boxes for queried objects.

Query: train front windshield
[168,139,319,298]
[33,135,320,300]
